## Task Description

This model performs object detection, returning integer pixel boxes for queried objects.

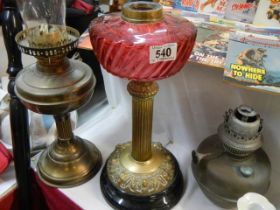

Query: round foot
[37,136,102,188]
[100,143,184,210]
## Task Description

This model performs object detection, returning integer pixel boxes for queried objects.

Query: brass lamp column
[14,25,102,187]
[105,81,179,197]
[90,2,197,209]
[130,81,157,162]
[102,81,182,210]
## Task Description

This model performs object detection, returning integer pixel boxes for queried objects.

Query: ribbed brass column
[54,114,73,141]
[127,81,159,161]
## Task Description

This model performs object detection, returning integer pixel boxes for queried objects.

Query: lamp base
[100,142,184,210]
[37,136,102,188]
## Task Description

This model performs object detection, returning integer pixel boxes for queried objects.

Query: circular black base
[100,158,184,210]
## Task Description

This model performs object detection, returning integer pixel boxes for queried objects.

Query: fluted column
[128,81,159,162]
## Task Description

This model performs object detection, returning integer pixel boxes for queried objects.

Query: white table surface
[1,63,279,210]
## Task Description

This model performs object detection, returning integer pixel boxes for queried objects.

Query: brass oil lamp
[89,2,197,209]
[14,0,102,187]
[192,105,271,208]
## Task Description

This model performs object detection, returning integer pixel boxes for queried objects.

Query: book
[198,0,228,16]
[241,24,280,36]
[173,0,200,12]
[189,22,233,68]
[210,15,246,27]
[224,31,280,93]
[210,15,280,36]
[253,0,280,27]
[171,9,210,23]
[224,0,259,23]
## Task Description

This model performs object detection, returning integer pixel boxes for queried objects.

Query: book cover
[198,0,228,16]
[224,31,280,91]
[253,0,280,27]
[173,0,200,12]
[160,0,174,7]
[189,22,233,68]
[224,0,259,23]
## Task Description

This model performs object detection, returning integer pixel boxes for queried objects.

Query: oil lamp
[90,2,197,209]
[14,0,102,187]
[192,105,271,208]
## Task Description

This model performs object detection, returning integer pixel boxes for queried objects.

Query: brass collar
[122,2,163,23]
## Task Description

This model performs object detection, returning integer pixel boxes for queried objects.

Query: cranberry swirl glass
[89,2,197,81]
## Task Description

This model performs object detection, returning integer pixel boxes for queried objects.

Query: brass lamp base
[37,136,102,188]
[15,25,102,188]
[100,81,183,209]
[101,142,184,210]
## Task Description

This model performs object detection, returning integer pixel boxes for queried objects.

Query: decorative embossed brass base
[101,81,184,210]
[15,26,102,187]
[101,143,183,210]
[107,142,175,195]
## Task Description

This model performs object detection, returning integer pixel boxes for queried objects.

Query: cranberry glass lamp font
[90,2,196,209]
[14,0,102,187]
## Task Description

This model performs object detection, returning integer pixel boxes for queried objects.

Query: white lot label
[150,43,177,64]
